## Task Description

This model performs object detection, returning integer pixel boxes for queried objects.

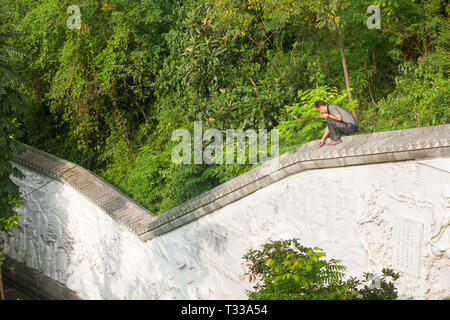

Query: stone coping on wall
[12,124,450,242]
[139,124,450,241]
[12,145,157,236]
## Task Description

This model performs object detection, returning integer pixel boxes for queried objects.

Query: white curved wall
[2,158,449,300]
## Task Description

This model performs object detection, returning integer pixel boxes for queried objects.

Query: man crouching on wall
[315,100,358,147]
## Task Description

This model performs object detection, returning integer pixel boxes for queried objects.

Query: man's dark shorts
[327,118,358,141]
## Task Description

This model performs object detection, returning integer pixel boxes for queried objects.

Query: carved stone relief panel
[2,164,75,288]
[1,158,448,300]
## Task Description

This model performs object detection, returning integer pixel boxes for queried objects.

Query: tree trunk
[0,265,5,300]
[368,40,377,104]
[121,119,135,160]
[336,23,358,121]
[123,81,150,123]
[111,82,136,159]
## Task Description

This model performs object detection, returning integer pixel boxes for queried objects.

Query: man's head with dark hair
[315,100,327,113]
[315,100,327,108]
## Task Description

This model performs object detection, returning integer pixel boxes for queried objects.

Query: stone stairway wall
[1,124,448,300]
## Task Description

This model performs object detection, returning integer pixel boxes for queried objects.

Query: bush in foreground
[243,238,400,300]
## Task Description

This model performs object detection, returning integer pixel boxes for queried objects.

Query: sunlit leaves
[243,238,400,300]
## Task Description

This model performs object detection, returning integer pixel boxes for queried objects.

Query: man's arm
[320,113,342,121]
[318,125,329,146]
[322,104,343,121]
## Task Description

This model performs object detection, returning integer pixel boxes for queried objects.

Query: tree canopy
[0,4,25,232]
[0,0,448,213]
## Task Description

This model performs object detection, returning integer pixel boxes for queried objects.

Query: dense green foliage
[0,5,24,232]
[243,238,400,300]
[0,0,448,213]
[0,4,26,300]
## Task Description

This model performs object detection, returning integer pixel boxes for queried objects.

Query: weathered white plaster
[1,158,449,300]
